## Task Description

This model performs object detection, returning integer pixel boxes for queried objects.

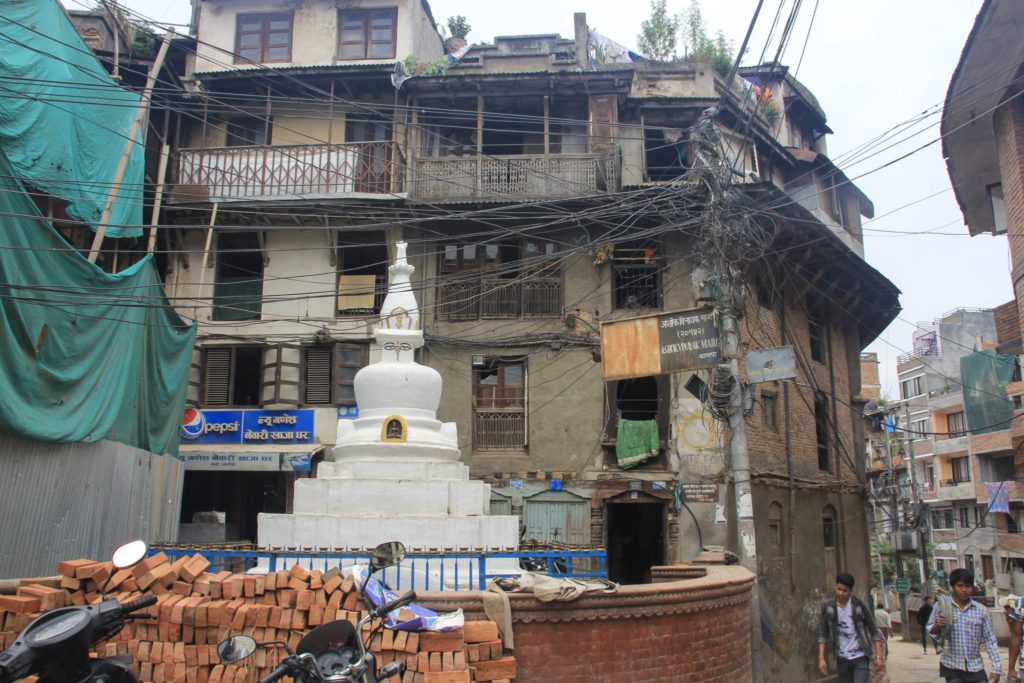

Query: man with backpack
[818,572,886,683]
[926,568,1002,682]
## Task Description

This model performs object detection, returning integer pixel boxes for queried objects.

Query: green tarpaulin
[961,349,1016,436]
[615,419,659,469]
[0,0,144,237]
[0,150,195,455]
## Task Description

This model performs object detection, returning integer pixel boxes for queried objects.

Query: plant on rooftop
[680,1,734,77]
[637,0,679,62]
[446,15,471,40]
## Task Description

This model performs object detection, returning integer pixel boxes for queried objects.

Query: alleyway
[885,636,1011,683]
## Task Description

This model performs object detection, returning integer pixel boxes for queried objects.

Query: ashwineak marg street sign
[600,308,720,381]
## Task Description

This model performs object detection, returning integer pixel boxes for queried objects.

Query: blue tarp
[0,0,145,237]
[0,147,195,455]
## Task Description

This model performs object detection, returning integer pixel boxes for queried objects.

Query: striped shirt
[925,597,1003,675]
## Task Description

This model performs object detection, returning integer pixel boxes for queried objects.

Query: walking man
[1003,594,1023,682]
[818,572,886,683]
[926,568,1002,682]
[918,596,934,653]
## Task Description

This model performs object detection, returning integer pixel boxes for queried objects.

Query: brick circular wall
[419,565,754,683]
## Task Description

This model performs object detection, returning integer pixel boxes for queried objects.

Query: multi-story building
[890,306,1024,591]
[164,3,898,678]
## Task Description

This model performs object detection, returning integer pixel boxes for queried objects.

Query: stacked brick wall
[1,553,515,683]
[741,297,860,483]
[995,97,1024,344]
[993,300,1020,346]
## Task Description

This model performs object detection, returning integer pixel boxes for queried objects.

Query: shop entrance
[606,499,665,584]
[179,471,292,544]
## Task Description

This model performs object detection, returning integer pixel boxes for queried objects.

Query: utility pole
[882,411,910,640]
[903,401,932,596]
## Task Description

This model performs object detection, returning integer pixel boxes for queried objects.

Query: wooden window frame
[337,8,398,61]
[815,391,830,471]
[235,12,293,64]
[201,345,264,407]
[437,240,562,321]
[808,318,825,363]
[301,343,368,406]
[761,391,778,430]
[472,358,527,451]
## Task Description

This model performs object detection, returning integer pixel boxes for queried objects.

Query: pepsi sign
[180,409,314,445]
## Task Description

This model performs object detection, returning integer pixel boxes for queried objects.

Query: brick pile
[0,553,516,683]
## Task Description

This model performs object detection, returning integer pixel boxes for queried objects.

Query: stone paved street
[884,636,1012,683]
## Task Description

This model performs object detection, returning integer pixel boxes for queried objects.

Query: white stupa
[258,242,519,577]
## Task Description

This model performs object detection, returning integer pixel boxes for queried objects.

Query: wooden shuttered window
[201,346,264,406]
[202,347,232,405]
[303,343,368,405]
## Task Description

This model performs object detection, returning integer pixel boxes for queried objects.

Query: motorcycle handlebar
[121,595,158,613]
[374,590,417,618]
[258,661,292,683]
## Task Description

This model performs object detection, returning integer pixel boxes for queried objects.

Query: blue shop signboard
[180,408,315,445]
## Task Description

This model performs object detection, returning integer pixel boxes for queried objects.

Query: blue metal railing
[148,547,606,592]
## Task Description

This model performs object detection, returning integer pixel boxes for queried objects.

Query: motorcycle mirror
[111,540,148,569]
[218,636,257,664]
[369,541,406,572]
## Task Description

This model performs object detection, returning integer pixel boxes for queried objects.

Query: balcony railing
[474,409,526,450]
[412,150,620,201]
[437,277,561,320]
[175,142,404,202]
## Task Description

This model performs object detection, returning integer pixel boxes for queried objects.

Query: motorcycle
[0,540,158,683]
[218,541,416,683]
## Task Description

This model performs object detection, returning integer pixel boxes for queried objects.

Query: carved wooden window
[438,241,561,320]
[473,358,527,451]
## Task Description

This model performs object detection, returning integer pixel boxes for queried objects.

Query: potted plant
[445,15,470,52]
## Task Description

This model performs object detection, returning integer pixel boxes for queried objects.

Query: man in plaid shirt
[926,568,1002,682]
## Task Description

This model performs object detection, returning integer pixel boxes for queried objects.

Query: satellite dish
[392,60,411,90]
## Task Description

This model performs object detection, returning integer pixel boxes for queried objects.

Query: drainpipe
[781,304,796,592]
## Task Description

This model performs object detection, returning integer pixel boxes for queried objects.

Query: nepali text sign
[657,309,720,373]
[180,408,315,445]
[601,308,720,380]
[180,451,313,471]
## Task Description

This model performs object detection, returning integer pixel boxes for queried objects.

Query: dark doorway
[180,471,292,543]
[606,500,665,584]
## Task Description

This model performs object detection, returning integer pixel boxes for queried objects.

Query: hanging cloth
[615,419,659,469]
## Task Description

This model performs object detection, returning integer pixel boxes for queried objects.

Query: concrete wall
[0,434,183,579]
[193,0,442,74]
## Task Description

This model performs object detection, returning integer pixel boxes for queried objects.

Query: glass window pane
[463,245,476,261]
[269,18,290,31]
[267,47,288,61]
[239,47,260,61]
[503,366,523,385]
[369,43,393,58]
[340,44,364,59]
[336,367,359,382]
[239,34,260,48]
[336,347,364,365]
[336,386,355,402]
[240,19,262,32]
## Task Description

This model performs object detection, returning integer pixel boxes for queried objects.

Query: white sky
[104,0,1012,398]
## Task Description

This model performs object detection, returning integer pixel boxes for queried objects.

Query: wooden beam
[89,30,174,263]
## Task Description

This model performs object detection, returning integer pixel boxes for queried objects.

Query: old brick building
[164,2,898,679]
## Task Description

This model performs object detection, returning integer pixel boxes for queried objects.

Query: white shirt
[874,609,892,628]
[837,600,867,660]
